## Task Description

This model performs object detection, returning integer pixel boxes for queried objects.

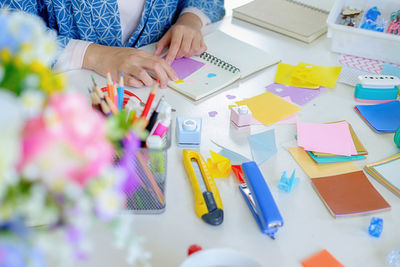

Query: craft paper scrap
[313,121,367,157]
[288,147,360,178]
[297,121,357,156]
[291,62,342,89]
[355,101,400,132]
[169,57,205,80]
[218,148,251,165]
[301,249,344,267]
[248,129,277,165]
[274,62,319,88]
[381,63,400,78]
[365,153,400,197]
[307,151,366,164]
[311,171,391,217]
[338,66,372,87]
[236,92,301,126]
[206,150,231,178]
[249,96,298,125]
[211,139,252,162]
[337,54,400,74]
[266,83,326,106]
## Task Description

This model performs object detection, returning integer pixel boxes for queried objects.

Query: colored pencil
[105,95,119,114]
[106,67,113,100]
[118,73,124,111]
[141,79,159,120]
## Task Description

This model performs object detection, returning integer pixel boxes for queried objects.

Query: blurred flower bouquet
[0,10,149,267]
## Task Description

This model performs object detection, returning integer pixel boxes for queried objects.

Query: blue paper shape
[248,129,277,165]
[307,151,366,163]
[355,101,400,132]
[368,217,383,238]
[381,63,400,78]
[277,170,299,193]
[218,148,251,165]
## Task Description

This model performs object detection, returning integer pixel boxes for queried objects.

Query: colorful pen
[145,96,166,133]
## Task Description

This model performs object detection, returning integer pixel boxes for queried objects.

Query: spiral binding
[284,0,329,14]
[199,52,240,74]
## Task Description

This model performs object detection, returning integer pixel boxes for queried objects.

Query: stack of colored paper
[274,62,342,89]
[297,121,367,164]
[355,100,400,132]
[311,171,391,217]
[365,154,400,197]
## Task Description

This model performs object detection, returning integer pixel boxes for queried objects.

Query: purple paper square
[169,57,205,80]
[266,83,326,106]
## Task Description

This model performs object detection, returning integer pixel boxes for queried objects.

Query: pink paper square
[297,121,357,156]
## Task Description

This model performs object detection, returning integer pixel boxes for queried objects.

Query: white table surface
[69,2,400,266]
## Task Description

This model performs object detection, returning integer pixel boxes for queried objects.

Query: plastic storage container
[122,128,171,214]
[327,0,400,64]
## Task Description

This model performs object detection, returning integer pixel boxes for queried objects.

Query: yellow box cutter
[183,149,223,225]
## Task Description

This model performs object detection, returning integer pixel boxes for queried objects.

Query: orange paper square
[302,249,344,267]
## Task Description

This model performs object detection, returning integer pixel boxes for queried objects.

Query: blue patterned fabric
[1,0,225,49]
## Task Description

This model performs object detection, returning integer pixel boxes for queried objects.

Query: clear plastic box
[122,128,171,214]
[327,0,400,64]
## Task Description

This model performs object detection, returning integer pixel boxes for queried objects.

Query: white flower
[20,88,45,118]
[2,10,59,66]
[0,91,23,189]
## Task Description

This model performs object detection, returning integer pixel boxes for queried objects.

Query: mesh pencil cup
[121,128,171,214]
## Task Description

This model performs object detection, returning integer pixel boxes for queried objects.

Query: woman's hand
[83,45,178,88]
[154,12,207,64]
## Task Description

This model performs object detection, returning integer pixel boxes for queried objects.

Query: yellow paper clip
[183,149,223,225]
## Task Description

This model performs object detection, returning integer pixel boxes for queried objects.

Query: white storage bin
[327,0,400,64]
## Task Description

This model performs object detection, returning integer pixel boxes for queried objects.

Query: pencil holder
[121,128,171,214]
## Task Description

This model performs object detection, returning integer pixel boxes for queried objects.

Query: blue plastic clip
[361,6,384,32]
[277,170,299,193]
[368,217,383,238]
[239,161,283,239]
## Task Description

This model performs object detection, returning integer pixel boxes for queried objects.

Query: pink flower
[18,92,114,187]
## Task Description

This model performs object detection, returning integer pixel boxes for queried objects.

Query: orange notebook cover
[311,170,391,217]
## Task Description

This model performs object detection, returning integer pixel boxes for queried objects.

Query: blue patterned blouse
[1,0,225,49]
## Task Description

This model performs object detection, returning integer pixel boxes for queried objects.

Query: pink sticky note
[297,121,357,156]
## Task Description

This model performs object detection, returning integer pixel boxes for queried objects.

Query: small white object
[238,105,249,114]
[358,75,400,88]
[183,119,197,131]
[180,248,262,267]
[146,135,163,149]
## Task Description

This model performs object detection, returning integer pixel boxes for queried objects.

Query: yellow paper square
[292,62,342,88]
[274,62,319,89]
[236,92,301,126]
[288,147,360,178]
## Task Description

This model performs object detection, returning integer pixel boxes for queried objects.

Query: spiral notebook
[233,0,333,43]
[165,30,280,100]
